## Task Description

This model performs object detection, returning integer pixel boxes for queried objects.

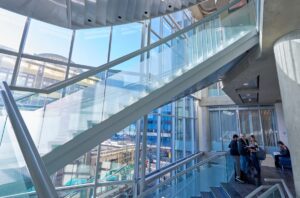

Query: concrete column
[197,102,211,151]
[274,31,300,196]
[274,103,289,146]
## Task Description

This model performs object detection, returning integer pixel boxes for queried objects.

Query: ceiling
[222,0,300,105]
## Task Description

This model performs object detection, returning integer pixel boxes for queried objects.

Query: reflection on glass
[72,27,111,67]
[96,184,133,197]
[221,110,237,151]
[160,116,172,168]
[239,109,263,145]
[52,147,97,187]
[0,53,16,84]
[0,115,34,196]
[16,58,67,88]
[24,19,72,61]
[0,9,26,51]
[175,118,184,160]
[261,109,278,147]
[98,129,135,183]
[210,110,222,151]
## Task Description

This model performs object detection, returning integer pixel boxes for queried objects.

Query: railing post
[1,81,58,198]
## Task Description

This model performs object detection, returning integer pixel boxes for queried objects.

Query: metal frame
[41,30,258,177]
[7,0,242,94]
[139,152,225,198]
[0,81,58,198]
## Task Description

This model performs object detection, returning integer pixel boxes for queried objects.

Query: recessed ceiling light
[249,99,252,101]
[243,83,249,86]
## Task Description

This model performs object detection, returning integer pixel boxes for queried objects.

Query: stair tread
[221,183,242,198]
[200,191,214,198]
[210,187,230,198]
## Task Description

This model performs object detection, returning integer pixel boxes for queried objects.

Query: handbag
[256,146,266,160]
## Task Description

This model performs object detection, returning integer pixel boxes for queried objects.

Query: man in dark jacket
[229,134,244,183]
[238,133,249,179]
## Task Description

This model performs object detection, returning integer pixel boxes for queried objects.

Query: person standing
[229,134,244,183]
[238,134,249,180]
[249,135,261,185]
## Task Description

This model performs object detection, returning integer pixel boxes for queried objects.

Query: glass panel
[185,118,193,156]
[98,129,135,183]
[57,188,94,198]
[52,147,97,187]
[0,109,34,197]
[16,0,257,157]
[110,23,143,60]
[146,114,158,174]
[261,109,278,147]
[221,110,238,151]
[0,53,16,84]
[72,27,111,67]
[210,111,222,151]
[239,109,263,145]
[24,20,72,61]
[145,156,230,198]
[160,116,172,168]
[0,9,26,51]
[16,58,67,88]
[96,184,133,197]
[175,118,184,160]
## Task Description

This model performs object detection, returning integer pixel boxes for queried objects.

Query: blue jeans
[240,155,249,173]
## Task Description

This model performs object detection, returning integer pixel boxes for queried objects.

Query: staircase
[3,0,258,176]
[0,0,210,29]
[192,183,243,198]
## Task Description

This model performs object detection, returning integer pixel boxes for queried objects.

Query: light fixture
[243,82,249,86]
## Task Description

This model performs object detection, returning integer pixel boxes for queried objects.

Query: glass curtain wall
[50,95,197,197]
[0,6,196,91]
[209,106,278,151]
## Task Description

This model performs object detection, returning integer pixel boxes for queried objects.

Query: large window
[209,107,278,152]
[71,27,111,67]
[24,20,72,61]
[110,23,143,60]
[0,9,26,51]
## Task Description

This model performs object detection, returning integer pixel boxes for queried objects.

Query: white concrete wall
[197,103,211,151]
[274,103,289,146]
[274,32,300,196]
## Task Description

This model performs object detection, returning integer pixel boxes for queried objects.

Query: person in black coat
[238,134,250,179]
[229,134,244,183]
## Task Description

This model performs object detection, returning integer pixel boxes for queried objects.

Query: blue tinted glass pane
[72,27,111,67]
[24,20,72,61]
[110,23,142,60]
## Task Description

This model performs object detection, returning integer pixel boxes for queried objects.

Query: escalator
[2,0,259,189]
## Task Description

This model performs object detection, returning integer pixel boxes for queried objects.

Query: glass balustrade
[13,0,257,158]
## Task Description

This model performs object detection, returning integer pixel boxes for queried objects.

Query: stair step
[221,183,242,198]
[200,191,214,198]
[210,187,230,198]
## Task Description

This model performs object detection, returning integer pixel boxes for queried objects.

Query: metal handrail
[258,184,285,198]
[9,0,242,95]
[0,81,58,198]
[245,185,273,198]
[264,178,293,198]
[145,151,205,183]
[139,152,227,198]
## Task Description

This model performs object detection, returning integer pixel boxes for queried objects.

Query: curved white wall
[274,30,300,196]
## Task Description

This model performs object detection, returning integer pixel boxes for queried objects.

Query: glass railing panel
[0,107,34,197]
[51,146,97,188]
[144,154,232,198]
[57,188,94,198]
[96,183,133,197]
[15,0,257,157]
